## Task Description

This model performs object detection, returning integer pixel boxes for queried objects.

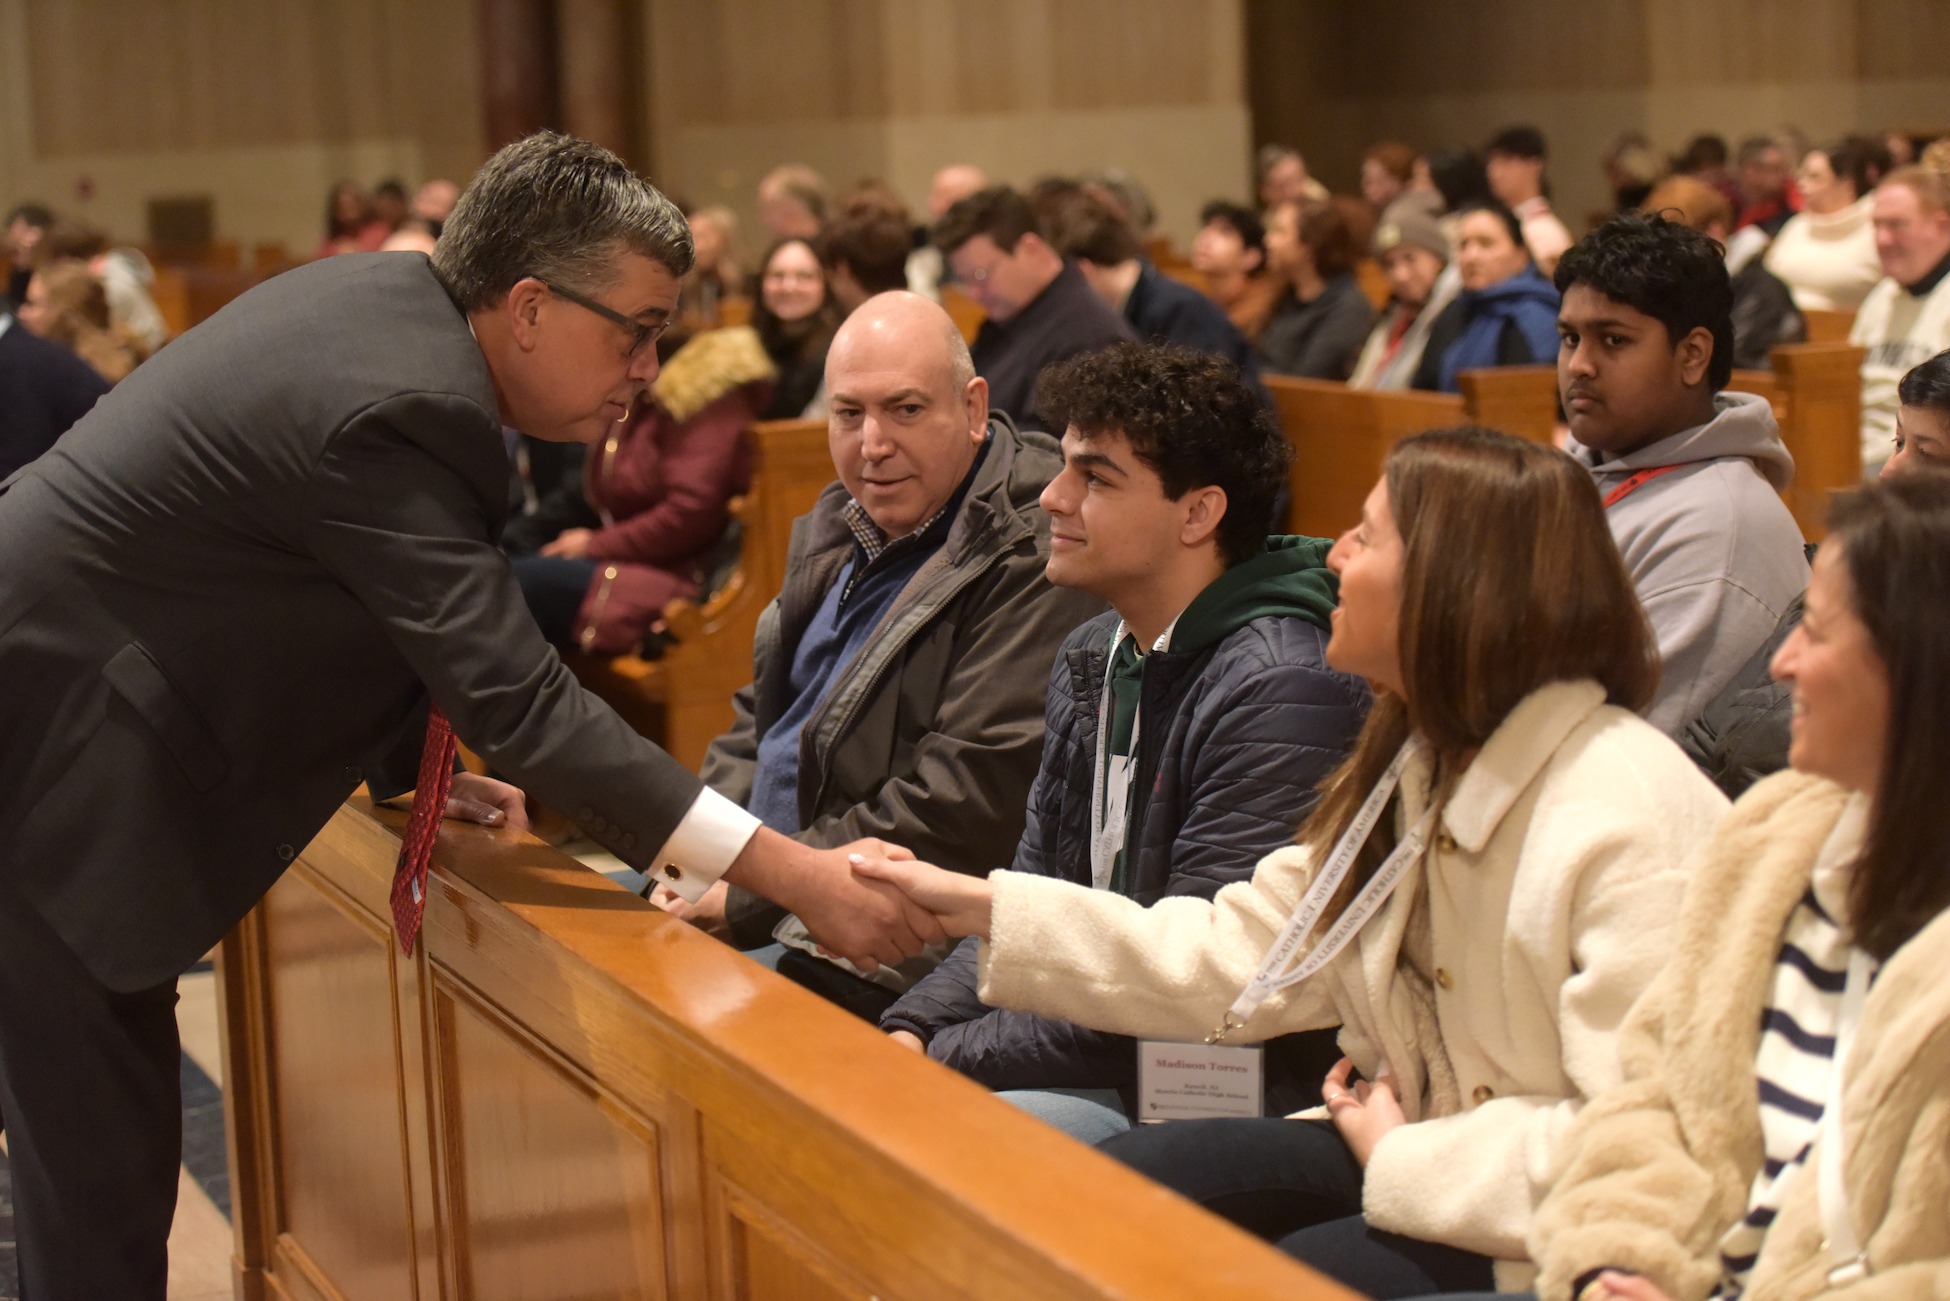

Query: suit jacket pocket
[102,642,231,792]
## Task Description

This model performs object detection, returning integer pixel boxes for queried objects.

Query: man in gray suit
[0,133,941,1299]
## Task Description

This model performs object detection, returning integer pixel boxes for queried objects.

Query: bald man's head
[824,292,989,538]
[928,164,990,221]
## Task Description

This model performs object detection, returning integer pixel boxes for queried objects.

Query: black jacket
[1123,262,1257,376]
[0,253,704,990]
[1679,592,1803,798]
[1255,273,1376,381]
[0,315,109,480]
[970,261,1135,431]
[881,605,1369,1107]
[1730,260,1806,371]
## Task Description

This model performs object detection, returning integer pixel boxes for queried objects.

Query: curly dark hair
[1554,210,1735,391]
[1034,343,1292,566]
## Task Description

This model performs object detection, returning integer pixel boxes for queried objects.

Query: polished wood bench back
[217,803,1359,1300]
[1731,341,1865,539]
[1266,376,1462,538]
[1265,367,1559,538]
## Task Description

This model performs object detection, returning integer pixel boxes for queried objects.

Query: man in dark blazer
[0,304,108,479]
[0,133,940,1299]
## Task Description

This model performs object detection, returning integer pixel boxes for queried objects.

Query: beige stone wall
[641,0,1252,247]
[0,0,485,254]
[1250,0,1950,242]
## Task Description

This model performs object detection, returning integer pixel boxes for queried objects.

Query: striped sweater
[1715,798,1871,1296]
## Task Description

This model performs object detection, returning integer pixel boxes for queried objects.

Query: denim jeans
[996,1088,1133,1144]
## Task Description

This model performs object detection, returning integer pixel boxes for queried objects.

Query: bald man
[928,164,990,221]
[656,292,1103,1017]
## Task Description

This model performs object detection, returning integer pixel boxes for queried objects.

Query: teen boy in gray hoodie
[1555,212,1810,734]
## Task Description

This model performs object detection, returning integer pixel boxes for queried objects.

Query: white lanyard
[1815,947,1876,1286]
[1089,619,1173,891]
[1209,739,1434,1043]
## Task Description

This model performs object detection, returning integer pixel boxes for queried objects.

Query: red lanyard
[1602,464,1683,508]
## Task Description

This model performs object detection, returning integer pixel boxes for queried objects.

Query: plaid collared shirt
[836,495,959,606]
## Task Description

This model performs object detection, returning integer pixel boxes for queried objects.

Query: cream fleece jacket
[978,680,1729,1288]
[1529,771,1950,1301]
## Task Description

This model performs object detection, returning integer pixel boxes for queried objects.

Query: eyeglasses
[536,278,670,355]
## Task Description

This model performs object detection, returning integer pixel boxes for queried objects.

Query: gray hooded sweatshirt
[1567,391,1810,735]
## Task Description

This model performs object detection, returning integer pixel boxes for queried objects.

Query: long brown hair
[1298,427,1660,914]
[1826,470,1950,960]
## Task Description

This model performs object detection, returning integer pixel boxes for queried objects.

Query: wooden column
[479,0,557,149]
[555,0,636,163]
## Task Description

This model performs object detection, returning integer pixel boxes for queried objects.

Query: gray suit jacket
[0,253,702,991]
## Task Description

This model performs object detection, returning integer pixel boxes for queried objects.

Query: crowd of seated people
[628,146,1950,1298]
[10,115,1950,1301]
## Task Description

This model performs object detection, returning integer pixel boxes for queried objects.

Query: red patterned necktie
[390,703,457,956]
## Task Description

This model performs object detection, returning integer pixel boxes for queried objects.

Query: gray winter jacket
[1568,391,1810,734]
[880,576,1369,1108]
[700,415,1105,951]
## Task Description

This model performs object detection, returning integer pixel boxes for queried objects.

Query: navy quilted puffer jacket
[881,604,1369,1111]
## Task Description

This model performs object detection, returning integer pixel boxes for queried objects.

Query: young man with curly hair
[1555,212,1810,734]
[878,343,1370,1142]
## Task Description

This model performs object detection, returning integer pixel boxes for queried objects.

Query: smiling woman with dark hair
[749,236,840,418]
[1419,470,1950,1301]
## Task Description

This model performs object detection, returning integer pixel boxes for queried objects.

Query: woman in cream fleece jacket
[1426,471,1950,1301]
[858,428,1729,1296]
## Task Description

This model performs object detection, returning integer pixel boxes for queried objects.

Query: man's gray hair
[433,131,694,310]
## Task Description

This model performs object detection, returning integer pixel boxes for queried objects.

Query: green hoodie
[1098,535,1340,890]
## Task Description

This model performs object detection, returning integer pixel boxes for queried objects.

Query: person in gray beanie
[1349,194,1459,390]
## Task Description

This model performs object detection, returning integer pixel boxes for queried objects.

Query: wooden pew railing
[217,801,1357,1300]
[1267,366,1560,538]
[1800,307,1855,345]
[1270,343,1863,542]
[939,285,986,345]
[561,418,832,773]
[1731,342,1865,539]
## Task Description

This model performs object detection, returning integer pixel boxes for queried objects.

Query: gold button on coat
[1435,830,1458,853]
[1435,967,1454,990]
[1472,1084,1495,1104]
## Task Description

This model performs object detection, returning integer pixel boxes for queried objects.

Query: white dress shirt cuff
[647,787,761,902]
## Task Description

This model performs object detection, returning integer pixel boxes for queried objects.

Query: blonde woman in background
[18,260,145,383]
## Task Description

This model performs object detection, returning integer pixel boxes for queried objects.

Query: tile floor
[0,849,643,1300]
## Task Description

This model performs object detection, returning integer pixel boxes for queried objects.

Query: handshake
[434,775,994,973]
[651,838,998,973]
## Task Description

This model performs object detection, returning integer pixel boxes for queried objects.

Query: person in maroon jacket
[506,322,773,652]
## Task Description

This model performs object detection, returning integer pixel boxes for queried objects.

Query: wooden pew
[217,800,1356,1300]
[1800,307,1855,345]
[1267,367,1561,538]
[1456,365,1561,446]
[1732,342,1866,539]
[1267,377,1462,538]
[150,265,192,338]
[1355,258,1391,311]
[1156,260,1211,297]
[939,284,986,344]
[561,418,832,772]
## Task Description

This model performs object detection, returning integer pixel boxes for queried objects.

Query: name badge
[1137,1041,1263,1122]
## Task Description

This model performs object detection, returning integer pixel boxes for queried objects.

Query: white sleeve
[646,786,761,901]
